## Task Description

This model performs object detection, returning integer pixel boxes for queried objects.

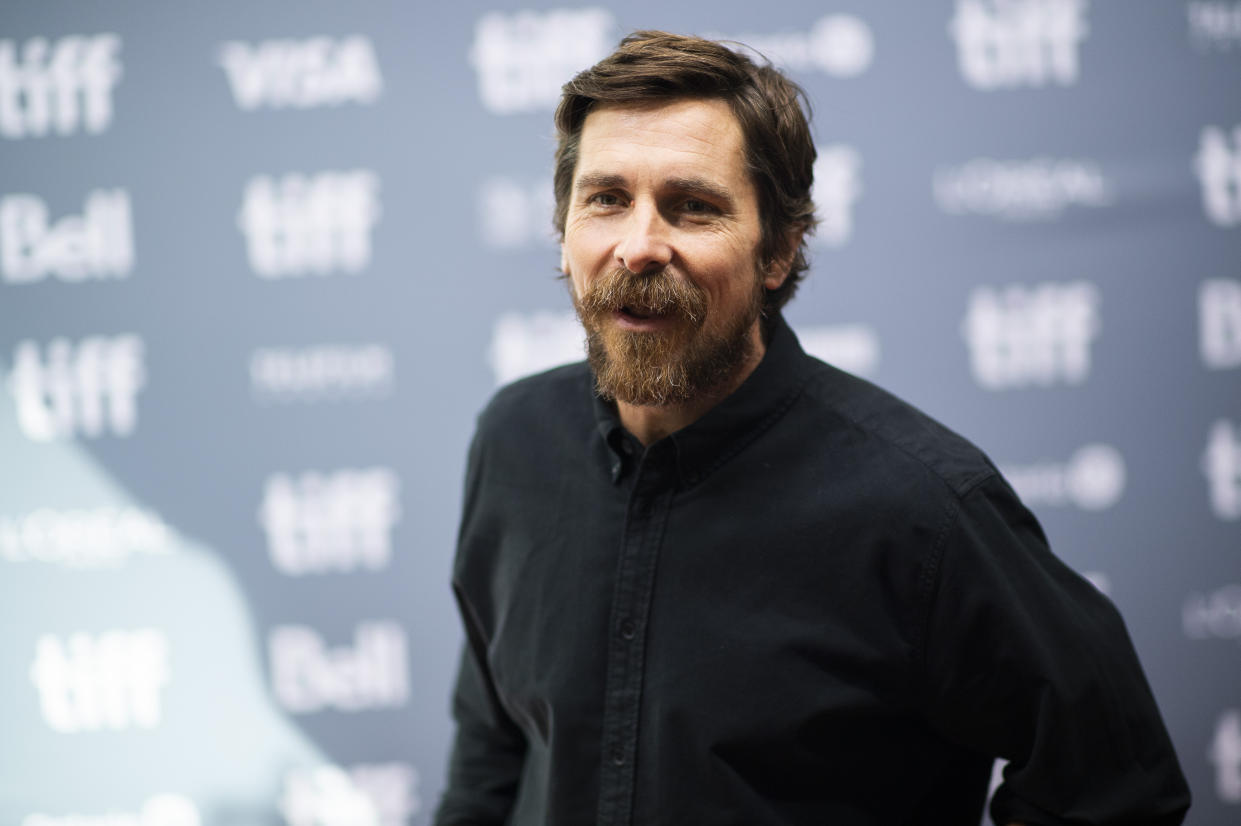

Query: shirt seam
[912,495,959,674]
[909,474,1003,697]
[804,370,996,501]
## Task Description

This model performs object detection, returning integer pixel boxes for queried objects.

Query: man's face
[562,97,784,406]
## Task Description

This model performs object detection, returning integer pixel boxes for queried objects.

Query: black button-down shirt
[436,316,1190,826]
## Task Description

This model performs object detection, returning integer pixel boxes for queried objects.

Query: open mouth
[619,305,666,321]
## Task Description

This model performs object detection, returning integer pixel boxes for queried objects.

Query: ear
[560,243,569,275]
[762,229,803,291]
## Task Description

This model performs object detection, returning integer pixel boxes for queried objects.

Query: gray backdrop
[2,1,1239,824]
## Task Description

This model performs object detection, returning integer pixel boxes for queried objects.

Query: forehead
[574,98,750,191]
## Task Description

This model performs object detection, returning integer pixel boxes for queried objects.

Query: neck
[617,322,766,446]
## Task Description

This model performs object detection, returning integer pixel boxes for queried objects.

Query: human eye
[587,191,624,208]
[677,196,724,220]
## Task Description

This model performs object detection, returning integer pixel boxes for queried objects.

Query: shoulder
[471,360,595,457]
[794,355,998,502]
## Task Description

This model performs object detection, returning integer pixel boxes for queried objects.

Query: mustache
[576,268,707,325]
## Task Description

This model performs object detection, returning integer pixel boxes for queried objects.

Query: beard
[571,266,763,407]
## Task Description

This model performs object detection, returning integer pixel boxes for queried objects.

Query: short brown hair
[553,30,818,317]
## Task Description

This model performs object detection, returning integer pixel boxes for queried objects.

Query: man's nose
[614,203,672,274]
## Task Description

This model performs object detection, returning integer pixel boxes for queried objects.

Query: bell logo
[269,622,409,714]
[1203,419,1241,521]
[961,280,1099,389]
[0,34,122,139]
[259,468,401,576]
[238,170,381,278]
[1195,125,1241,227]
[29,628,170,732]
[1,189,133,284]
[1211,710,1241,803]
[280,763,420,826]
[469,8,614,114]
[949,0,1089,90]
[812,145,862,247]
[6,334,146,441]
[218,36,382,111]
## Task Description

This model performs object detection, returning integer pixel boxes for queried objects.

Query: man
[435,31,1190,826]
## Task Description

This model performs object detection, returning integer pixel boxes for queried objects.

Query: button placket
[596,453,672,826]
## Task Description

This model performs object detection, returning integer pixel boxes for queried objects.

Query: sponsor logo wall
[2,3,1237,824]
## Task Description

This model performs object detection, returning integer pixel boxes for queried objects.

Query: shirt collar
[592,314,812,487]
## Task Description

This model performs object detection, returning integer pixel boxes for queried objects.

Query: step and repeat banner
[2,1,1239,824]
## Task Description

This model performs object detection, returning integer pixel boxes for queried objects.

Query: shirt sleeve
[433,631,528,826]
[918,474,1191,826]
[434,429,529,826]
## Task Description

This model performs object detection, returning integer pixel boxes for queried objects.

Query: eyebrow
[574,172,736,208]
[574,172,627,193]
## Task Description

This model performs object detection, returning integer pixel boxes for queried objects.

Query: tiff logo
[1,188,132,284]
[489,310,583,386]
[1195,125,1241,227]
[1203,419,1241,521]
[259,467,401,576]
[7,334,145,441]
[478,176,554,249]
[22,795,201,826]
[269,622,409,714]
[29,628,170,732]
[1211,709,1241,803]
[470,8,614,114]
[961,280,1099,389]
[218,35,382,111]
[949,0,1089,89]
[238,170,381,278]
[0,34,122,139]
[812,145,862,247]
[1201,278,1241,369]
[281,763,420,826]
[1000,443,1125,511]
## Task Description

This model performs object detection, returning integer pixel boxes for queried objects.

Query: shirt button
[611,749,625,766]
[619,619,636,640]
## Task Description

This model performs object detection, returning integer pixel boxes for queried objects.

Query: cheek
[696,253,761,304]
[563,232,605,279]
[569,271,590,301]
